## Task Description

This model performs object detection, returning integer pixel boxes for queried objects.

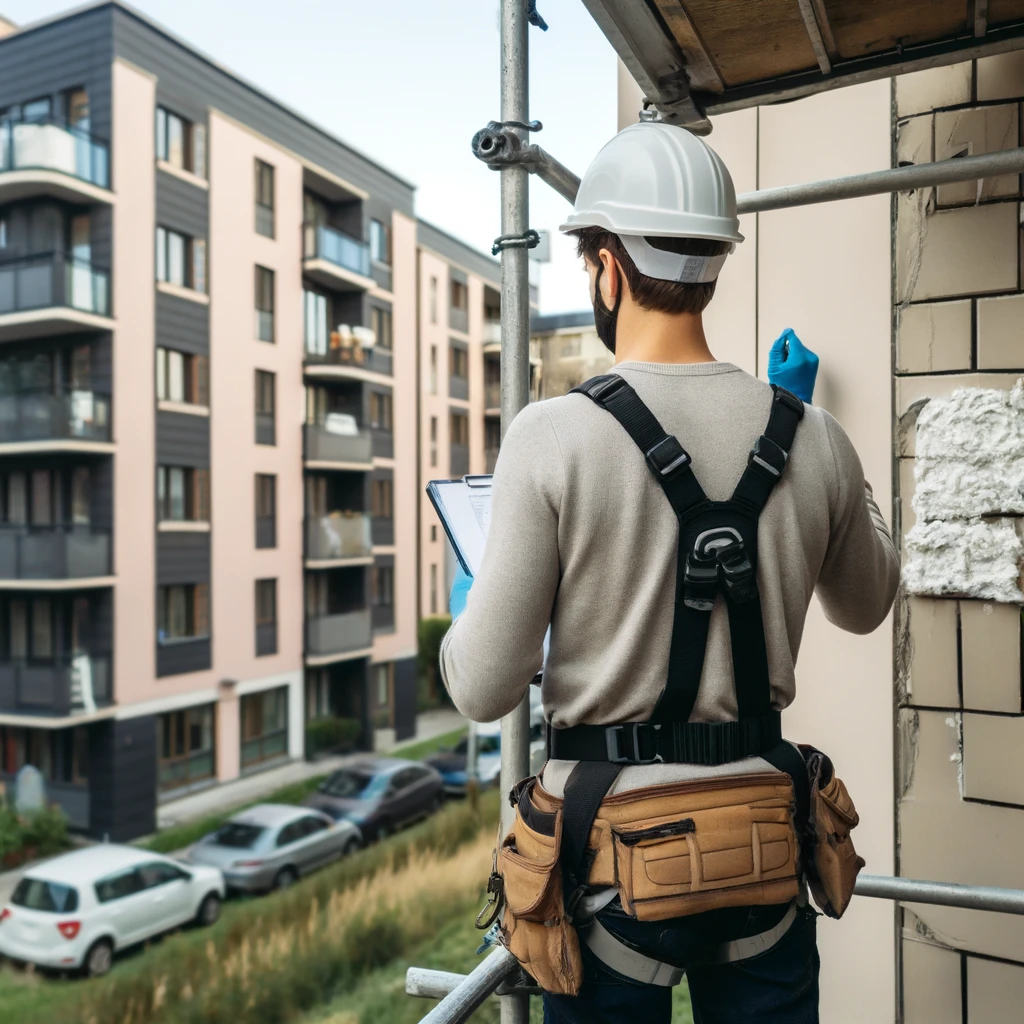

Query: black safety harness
[550,373,810,920]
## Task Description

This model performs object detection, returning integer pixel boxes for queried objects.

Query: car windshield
[211,822,265,848]
[11,878,79,913]
[320,770,390,800]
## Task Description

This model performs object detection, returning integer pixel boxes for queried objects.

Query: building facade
[0,2,418,841]
[530,311,608,401]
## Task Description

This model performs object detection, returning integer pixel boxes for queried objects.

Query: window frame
[157,583,210,642]
[369,218,391,266]
[254,265,275,342]
[254,160,275,238]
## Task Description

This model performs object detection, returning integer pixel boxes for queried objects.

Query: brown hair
[571,227,731,316]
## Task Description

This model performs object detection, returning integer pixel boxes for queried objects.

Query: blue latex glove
[449,564,474,621]
[767,328,819,404]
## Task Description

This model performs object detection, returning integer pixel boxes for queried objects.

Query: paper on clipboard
[426,476,493,577]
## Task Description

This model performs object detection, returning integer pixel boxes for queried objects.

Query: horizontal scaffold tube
[414,946,518,1024]
[854,874,1024,916]
[498,136,1024,214]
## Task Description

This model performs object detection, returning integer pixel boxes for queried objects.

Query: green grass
[140,724,468,855]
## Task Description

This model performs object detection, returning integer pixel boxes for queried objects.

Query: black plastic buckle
[748,435,788,479]
[645,435,691,479]
[683,550,719,611]
[718,540,757,603]
[773,386,805,419]
[586,374,626,403]
[605,723,663,765]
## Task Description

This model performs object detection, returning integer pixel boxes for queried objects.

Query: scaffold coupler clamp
[471,119,543,171]
[492,229,540,256]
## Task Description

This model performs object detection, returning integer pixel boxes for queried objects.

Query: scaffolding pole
[497,1,532,1022]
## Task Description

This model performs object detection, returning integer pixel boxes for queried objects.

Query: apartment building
[0,2,417,841]
[530,311,607,400]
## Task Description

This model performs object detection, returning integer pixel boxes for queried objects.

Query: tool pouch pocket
[608,773,800,922]
[803,748,864,919]
[497,780,584,996]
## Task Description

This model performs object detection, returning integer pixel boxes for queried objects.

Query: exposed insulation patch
[904,382,1024,602]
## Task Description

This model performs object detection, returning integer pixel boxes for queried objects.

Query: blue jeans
[543,901,820,1024]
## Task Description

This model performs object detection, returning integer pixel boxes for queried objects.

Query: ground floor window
[0,726,88,784]
[240,686,288,769]
[158,704,215,792]
[306,669,331,721]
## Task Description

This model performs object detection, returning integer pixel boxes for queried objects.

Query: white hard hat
[560,123,743,283]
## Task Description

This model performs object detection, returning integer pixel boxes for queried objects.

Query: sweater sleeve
[815,411,901,634]
[439,402,563,722]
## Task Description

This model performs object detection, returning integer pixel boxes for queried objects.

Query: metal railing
[0,388,110,443]
[303,221,371,277]
[0,523,111,579]
[0,117,110,189]
[0,254,110,317]
[305,512,372,561]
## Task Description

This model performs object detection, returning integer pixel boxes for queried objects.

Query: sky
[2,0,618,314]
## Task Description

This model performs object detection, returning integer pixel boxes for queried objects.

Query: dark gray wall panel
[0,6,114,142]
[392,656,417,742]
[92,455,114,530]
[156,168,208,238]
[157,531,210,584]
[156,409,210,466]
[157,637,211,677]
[88,715,157,841]
[155,290,209,354]
[111,6,414,214]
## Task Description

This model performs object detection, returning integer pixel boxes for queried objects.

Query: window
[450,411,469,446]
[373,564,394,608]
[450,345,469,379]
[71,467,90,525]
[255,266,275,342]
[255,474,276,549]
[157,466,210,522]
[369,391,392,431]
[369,218,391,265]
[255,370,275,445]
[429,345,438,394]
[158,704,215,791]
[429,416,438,467]
[254,160,275,238]
[430,563,438,615]
[376,663,392,707]
[429,276,438,323]
[138,862,190,889]
[157,584,210,642]
[430,525,437,543]
[304,290,328,356]
[31,598,52,658]
[156,107,206,177]
[156,227,206,292]
[450,279,468,311]
[254,579,277,658]
[0,219,6,249]
[370,306,392,350]
[241,685,288,766]
[156,348,209,405]
[370,478,393,519]
[95,869,145,904]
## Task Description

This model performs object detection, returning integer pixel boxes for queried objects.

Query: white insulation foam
[905,381,1024,603]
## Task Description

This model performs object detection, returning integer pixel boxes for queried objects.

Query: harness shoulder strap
[731,386,804,513]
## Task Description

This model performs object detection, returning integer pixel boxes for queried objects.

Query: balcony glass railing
[0,119,110,189]
[0,652,111,716]
[483,320,502,345]
[303,222,370,277]
[485,382,501,409]
[305,608,373,657]
[306,512,372,561]
[303,422,373,464]
[0,388,110,443]
[0,255,110,317]
[0,524,111,579]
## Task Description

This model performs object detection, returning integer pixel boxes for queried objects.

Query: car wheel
[342,836,361,857]
[272,867,297,891]
[196,893,221,927]
[84,939,113,978]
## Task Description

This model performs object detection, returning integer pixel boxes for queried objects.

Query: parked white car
[0,844,224,977]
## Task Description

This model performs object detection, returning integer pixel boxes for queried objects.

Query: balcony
[450,374,469,401]
[485,382,501,413]
[303,422,373,468]
[0,653,112,717]
[0,389,112,452]
[0,119,111,205]
[302,223,374,292]
[304,333,393,379]
[0,255,112,342]
[305,608,373,664]
[450,306,469,334]
[0,525,112,584]
[306,513,373,565]
[450,443,470,478]
[483,320,501,348]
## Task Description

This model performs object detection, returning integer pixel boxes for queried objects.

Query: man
[441,123,899,1023]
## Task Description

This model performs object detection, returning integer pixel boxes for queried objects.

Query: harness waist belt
[550,710,782,767]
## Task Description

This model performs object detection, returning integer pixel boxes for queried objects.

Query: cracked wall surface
[895,51,1024,1022]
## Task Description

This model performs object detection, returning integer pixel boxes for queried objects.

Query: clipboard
[426,475,493,576]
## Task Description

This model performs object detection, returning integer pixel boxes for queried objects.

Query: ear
[597,247,619,305]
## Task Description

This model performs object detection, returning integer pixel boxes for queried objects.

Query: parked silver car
[186,803,361,893]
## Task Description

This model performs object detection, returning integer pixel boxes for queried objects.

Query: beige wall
[111,59,158,706]
[372,211,418,668]
[618,81,896,1020]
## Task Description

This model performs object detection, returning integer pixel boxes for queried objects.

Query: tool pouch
[801,746,865,919]
[497,779,584,996]
[605,773,801,921]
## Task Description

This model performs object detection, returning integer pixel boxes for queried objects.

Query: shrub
[0,802,23,861]
[22,804,69,857]
[306,716,362,758]
[417,616,453,705]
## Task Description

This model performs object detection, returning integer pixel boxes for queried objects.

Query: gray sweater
[440,361,900,795]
